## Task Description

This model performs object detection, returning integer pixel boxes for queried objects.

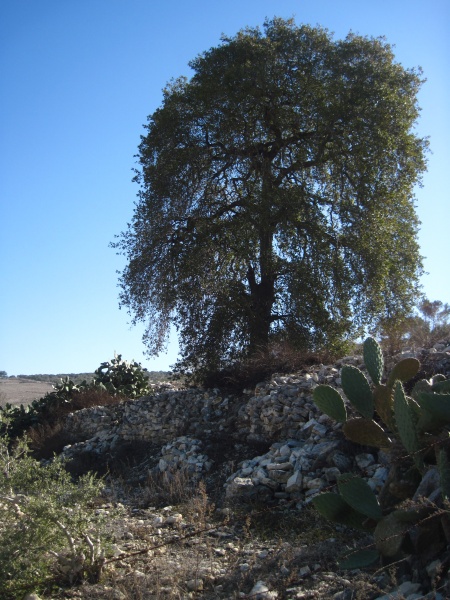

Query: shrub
[0,434,107,599]
[93,353,151,398]
[0,354,152,441]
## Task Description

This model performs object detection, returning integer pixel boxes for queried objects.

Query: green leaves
[113,18,427,378]
[0,435,106,597]
[94,353,151,399]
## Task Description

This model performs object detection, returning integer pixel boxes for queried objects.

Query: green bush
[93,353,151,398]
[0,353,153,440]
[0,434,107,599]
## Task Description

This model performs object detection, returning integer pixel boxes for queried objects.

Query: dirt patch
[0,378,54,406]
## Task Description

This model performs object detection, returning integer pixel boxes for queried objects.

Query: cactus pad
[343,418,392,448]
[337,473,382,520]
[338,548,380,570]
[363,337,384,385]
[312,492,369,530]
[417,392,450,425]
[387,357,420,387]
[432,379,450,393]
[374,510,417,558]
[373,384,395,429]
[411,378,432,401]
[313,385,347,423]
[393,381,421,463]
[437,449,450,500]
[341,365,374,419]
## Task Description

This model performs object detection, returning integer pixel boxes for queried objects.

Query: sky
[1,0,449,376]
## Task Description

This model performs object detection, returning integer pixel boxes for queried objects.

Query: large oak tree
[114,18,427,375]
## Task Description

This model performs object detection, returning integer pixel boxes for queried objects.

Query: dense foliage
[0,435,106,599]
[377,297,450,353]
[0,354,155,439]
[114,17,427,378]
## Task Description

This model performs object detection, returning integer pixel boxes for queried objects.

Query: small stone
[186,578,203,591]
[373,581,421,600]
[330,451,352,471]
[286,470,303,492]
[305,477,324,490]
[165,513,182,524]
[249,580,278,599]
[268,469,291,483]
[323,467,341,482]
[133,570,147,579]
[425,559,442,579]
[355,453,375,470]
[298,565,311,577]
[226,477,256,498]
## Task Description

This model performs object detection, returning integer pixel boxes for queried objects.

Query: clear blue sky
[1,0,449,376]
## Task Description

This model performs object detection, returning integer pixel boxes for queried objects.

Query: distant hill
[13,371,172,386]
[1,371,174,406]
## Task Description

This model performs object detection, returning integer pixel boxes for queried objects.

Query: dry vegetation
[47,468,385,600]
[0,377,54,406]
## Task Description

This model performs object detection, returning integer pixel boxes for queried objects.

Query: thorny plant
[0,432,108,599]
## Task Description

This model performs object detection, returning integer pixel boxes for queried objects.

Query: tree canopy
[114,18,428,377]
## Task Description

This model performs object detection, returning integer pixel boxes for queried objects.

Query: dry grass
[200,342,340,390]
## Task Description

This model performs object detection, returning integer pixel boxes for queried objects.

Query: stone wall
[62,342,450,469]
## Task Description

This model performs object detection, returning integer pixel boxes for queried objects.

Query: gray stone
[355,453,375,469]
[413,467,441,500]
[285,471,303,492]
[226,477,256,498]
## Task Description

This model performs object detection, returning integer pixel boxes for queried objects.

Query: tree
[374,297,450,353]
[113,18,427,377]
[407,299,450,348]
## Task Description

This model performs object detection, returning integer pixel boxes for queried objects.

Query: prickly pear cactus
[312,385,347,423]
[343,418,392,449]
[387,357,420,388]
[340,365,374,419]
[363,337,384,385]
[374,510,417,558]
[338,548,380,569]
[311,492,370,531]
[412,379,433,401]
[373,384,395,430]
[432,379,450,393]
[417,392,450,427]
[337,473,382,521]
[393,381,423,470]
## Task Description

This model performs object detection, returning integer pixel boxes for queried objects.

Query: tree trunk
[247,224,276,354]
[247,267,275,353]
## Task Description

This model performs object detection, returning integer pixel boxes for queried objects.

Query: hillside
[2,342,450,599]
[0,371,172,406]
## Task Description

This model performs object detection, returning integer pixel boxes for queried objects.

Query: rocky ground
[49,445,450,600]
[15,343,450,599]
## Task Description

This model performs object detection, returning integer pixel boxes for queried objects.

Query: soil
[0,377,54,406]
